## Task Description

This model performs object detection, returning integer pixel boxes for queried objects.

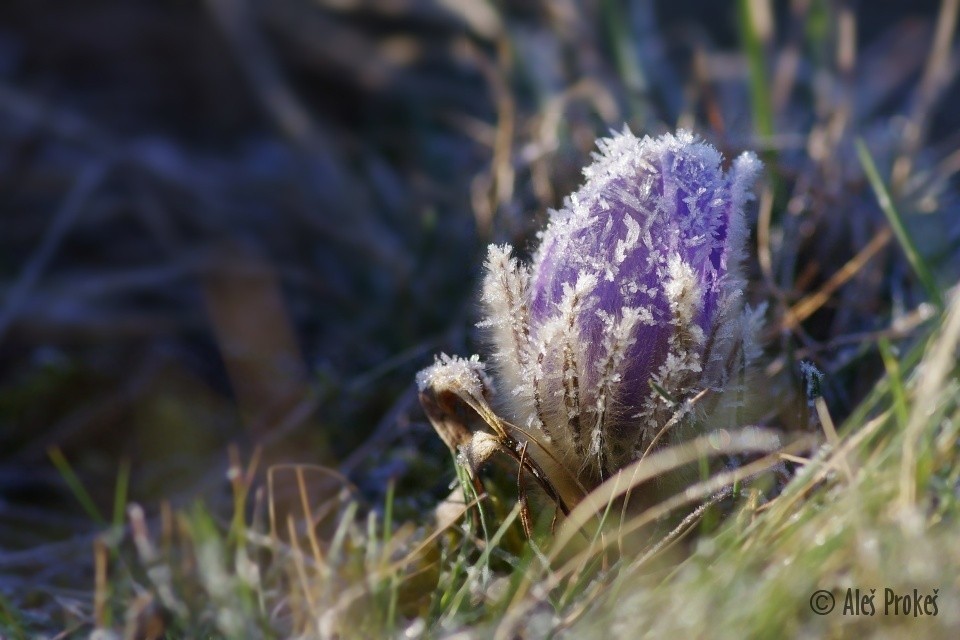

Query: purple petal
[529,130,754,413]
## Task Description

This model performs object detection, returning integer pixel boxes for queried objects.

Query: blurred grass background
[1,0,959,637]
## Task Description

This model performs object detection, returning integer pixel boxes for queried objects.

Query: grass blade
[856,137,944,310]
[878,337,909,429]
[112,458,131,529]
[48,446,105,525]
[737,0,774,140]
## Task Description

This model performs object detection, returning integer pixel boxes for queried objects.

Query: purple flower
[420,129,764,504]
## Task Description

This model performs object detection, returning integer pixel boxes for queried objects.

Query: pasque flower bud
[420,129,764,509]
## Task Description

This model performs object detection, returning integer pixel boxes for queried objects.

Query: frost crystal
[421,129,764,503]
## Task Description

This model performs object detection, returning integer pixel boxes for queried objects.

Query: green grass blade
[856,137,944,310]
[602,0,648,120]
[48,446,105,525]
[878,337,909,429]
[383,478,395,548]
[841,330,929,435]
[112,457,131,529]
[737,0,774,140]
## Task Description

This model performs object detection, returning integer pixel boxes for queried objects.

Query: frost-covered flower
[419,129,764,509]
